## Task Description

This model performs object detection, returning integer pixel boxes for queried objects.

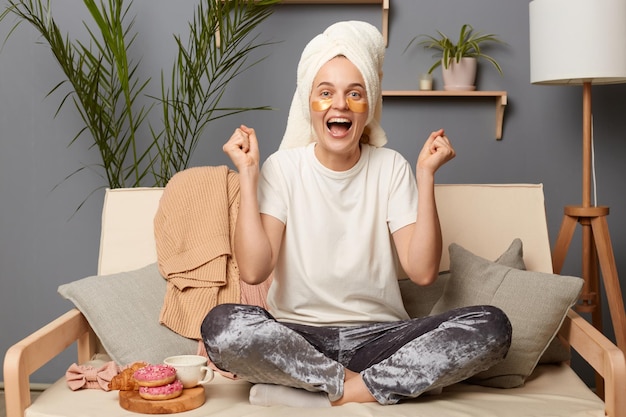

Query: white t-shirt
[258,143,418,326]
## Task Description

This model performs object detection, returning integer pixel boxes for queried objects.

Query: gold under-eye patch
[311,98,332,112]
[346,98,368,113]
[311,97,368,113]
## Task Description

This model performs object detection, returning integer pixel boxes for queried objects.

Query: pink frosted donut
[133,364,177,387]
[138,379,183,401]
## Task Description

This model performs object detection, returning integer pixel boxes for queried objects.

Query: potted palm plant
[405,24,506,91]
[1,0,278,205]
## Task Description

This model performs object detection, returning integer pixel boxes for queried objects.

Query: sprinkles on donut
[133,364,177,388]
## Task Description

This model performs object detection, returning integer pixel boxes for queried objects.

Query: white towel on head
[279,20,387,150]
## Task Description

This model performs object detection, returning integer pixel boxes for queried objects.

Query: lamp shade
[529,0,626,85]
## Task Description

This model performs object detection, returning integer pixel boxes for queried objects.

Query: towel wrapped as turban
[279,20,387,149]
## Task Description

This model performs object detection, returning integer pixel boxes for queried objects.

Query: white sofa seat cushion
[26,365,604,417]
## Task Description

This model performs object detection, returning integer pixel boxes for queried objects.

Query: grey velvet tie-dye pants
[201,303,511,405]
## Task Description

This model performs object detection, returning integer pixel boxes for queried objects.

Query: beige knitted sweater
[154,166,242,339]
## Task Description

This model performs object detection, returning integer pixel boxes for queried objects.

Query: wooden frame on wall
[280,0,389,46]
[217,1,389,47]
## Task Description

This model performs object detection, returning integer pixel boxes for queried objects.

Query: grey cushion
[399,239,570,366]
[58,263,197,365]
[400,238,526,319]
[430,242,583,388]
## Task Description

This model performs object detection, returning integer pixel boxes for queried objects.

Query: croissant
[108,361,148,391]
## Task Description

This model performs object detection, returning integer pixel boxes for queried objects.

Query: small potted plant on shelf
[405,23,506,91]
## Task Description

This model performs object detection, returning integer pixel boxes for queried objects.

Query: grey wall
[2,0,626,385]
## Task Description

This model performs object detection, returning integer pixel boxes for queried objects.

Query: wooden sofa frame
[5,307,626,417]
[4,184,626,417]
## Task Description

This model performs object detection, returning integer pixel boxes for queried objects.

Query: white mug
[164,354,214,389]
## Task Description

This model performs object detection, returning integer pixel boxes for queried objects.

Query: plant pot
[441,57,477,91]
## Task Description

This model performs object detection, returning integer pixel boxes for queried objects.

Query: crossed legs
[202,304,511,406]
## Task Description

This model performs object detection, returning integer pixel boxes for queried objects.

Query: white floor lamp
[529,0,626,355]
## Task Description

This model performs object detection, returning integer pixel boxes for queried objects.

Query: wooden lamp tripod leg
[552,213,577,275]
[591,216,626,351]
[552,207,626,351]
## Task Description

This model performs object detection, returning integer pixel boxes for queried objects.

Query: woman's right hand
[223,125,260,172]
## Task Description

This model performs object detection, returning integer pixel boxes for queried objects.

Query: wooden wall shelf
[281,0,389,46]
[382,90,508,140]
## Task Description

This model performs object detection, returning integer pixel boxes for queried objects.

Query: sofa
[4,183,626,417]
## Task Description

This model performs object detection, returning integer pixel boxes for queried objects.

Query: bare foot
[331,369,376,406]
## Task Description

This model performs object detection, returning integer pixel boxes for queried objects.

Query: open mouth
[327,117,352,136]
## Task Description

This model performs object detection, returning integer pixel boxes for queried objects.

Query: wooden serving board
[119,386,205,414]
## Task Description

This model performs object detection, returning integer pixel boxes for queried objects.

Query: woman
[202,20,511,407]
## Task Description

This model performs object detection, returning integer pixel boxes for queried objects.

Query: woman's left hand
[417,128,456,175]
